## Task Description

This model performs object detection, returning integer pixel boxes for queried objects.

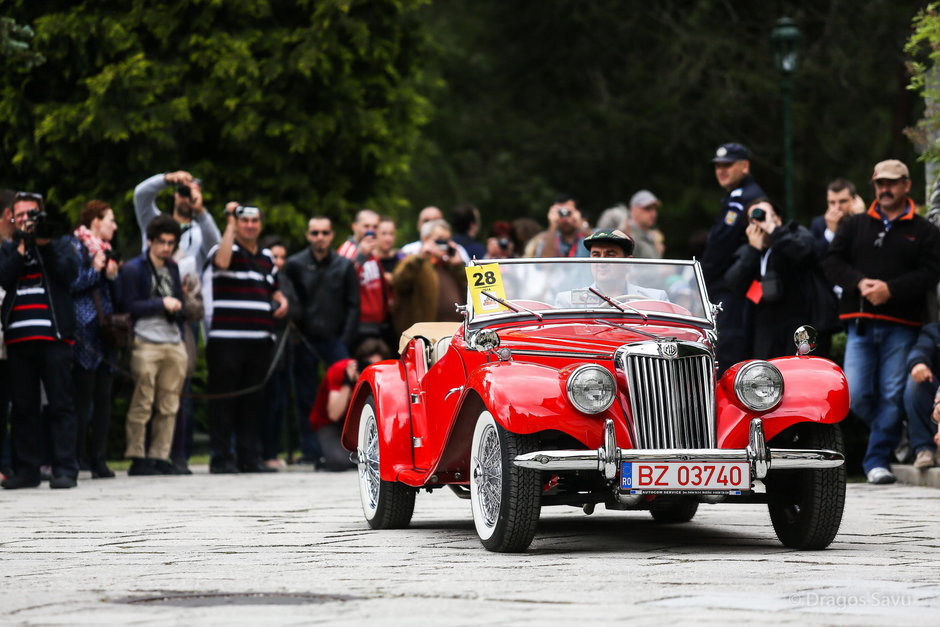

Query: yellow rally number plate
[465,263,508,313]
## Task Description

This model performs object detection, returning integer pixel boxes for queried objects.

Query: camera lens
[750,208,766,222]
[558,208,572,218]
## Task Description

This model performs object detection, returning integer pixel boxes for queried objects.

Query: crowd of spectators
[2,146,940,489]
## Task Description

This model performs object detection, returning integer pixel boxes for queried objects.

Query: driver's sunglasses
[309,229,332,236]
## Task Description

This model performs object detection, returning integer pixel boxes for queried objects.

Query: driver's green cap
[583,229,634,256]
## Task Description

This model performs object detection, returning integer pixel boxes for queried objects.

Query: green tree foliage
[908,2,940,165]
[0,17,45,68]
[0,1,431,253]
[408,0,925,256]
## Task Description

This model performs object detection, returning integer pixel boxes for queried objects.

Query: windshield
[465,258,710,324]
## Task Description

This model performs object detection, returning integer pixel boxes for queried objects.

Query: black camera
[750,208,767,222]
[558,208,572,218]
[104,249,122,263]
[176,184,192,199]
[498,237,511,250]
[14,208,56,243]
[435,238,455,255]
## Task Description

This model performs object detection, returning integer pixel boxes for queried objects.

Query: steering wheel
[613,294,645,303]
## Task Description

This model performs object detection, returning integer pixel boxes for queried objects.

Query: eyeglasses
[309,230,331,236]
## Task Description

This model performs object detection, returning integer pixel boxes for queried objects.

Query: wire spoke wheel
[357,395,415,529]
[469,410,541,552]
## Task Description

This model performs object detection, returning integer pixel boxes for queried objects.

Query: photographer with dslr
[724,198,827,361]
[0,192,81,490]
[134,171,220,276]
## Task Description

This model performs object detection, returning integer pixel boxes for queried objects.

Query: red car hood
[495,321,707,354]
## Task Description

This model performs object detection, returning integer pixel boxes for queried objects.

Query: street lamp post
[771,17,802,222]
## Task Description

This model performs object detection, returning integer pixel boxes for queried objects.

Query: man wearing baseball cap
[824,159,940,484]
[628,190,663,259]
[700,142,766,374]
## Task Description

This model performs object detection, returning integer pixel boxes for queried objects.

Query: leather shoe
[1,474,41,490]
[49,475,77,489]
[238,461,278,473]
[152,460,180,475]
[128,458,159,476]
[172,459,193,475]
[210,460,239,474]
[91,460,115,479]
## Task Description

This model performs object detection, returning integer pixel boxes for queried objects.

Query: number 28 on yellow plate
[465,263,508,313]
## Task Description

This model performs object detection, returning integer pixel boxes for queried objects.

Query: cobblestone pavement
[1,468,938,625]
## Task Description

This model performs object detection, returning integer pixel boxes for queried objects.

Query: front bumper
[513,418,843,482]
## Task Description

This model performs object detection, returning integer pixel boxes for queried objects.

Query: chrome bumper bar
[513,418,843,481]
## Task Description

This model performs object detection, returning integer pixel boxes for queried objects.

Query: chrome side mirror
[794,325,817,356]
[468,328,500,352]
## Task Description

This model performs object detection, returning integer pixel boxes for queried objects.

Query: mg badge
[659,342,678,358]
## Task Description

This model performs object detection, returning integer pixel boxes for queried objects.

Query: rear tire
[469,410,541,552]
[766,423,845,550]
[357,396,415,529]
[649,496,699,523]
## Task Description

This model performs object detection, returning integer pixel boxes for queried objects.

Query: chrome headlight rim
[566,364,616,415]
[733,360,784,412]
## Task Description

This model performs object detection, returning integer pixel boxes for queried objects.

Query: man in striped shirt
[0,192,80,489]
[206,203,288,474]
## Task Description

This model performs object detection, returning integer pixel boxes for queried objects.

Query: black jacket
[284,248,359,346]
[701,174,767,290]
[0,237,79,340]
[725,222,821,359]
[823,200,940,326]
[118,252,185,331]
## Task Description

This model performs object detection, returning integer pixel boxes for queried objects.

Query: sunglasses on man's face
[309,230,331,236]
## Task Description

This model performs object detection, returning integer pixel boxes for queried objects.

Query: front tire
[357,396,415,529]
[469,410,541,552]
[766,423,846,550]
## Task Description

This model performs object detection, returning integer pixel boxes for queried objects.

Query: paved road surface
[1,468,938,625]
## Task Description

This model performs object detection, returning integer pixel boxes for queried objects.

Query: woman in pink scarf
[70,200,119,478]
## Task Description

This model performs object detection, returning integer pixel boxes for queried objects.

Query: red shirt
[309,358,354,430]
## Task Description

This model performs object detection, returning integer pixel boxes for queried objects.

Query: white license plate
[620,461,750,494]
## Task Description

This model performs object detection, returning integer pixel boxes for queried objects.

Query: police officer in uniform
[700,143,766,374]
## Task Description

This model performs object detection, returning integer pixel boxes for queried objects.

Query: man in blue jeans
[824,159,940,484]
[902,322,940,469]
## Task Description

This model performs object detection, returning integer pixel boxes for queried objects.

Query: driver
[555,229,668,308]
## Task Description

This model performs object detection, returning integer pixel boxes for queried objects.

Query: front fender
[464,360,621,448]
[341,360,413,481]
[716,356,849,448]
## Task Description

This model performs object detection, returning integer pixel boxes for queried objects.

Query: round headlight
[567,365,616,414]
[734,361,784,411]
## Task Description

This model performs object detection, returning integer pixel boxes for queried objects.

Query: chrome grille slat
[618,342,715,449]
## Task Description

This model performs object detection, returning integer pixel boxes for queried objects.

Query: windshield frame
[464,257,714,331]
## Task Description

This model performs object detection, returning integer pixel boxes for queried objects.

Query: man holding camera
[134,171,221,276]
[205,203,288,473]
[532,194,589,258]
[824,159,940,484]
[337,208,380,260]
[0,192,80,489]
[119,215,190,476]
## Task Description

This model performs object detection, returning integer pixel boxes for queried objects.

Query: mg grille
[619,343,715,449]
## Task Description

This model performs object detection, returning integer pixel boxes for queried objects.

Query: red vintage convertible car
[341,258,848,552]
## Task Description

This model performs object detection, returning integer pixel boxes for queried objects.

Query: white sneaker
[913,449,935,469]
[866,467,897,484]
